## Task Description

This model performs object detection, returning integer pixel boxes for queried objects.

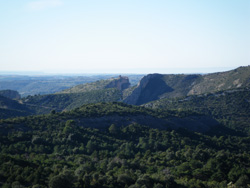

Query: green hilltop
[1,66,250,135]
[0,102,249,187]
[144,87,250,135]
[1,66,250,187]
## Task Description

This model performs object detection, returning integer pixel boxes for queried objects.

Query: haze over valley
[0,0,250,187]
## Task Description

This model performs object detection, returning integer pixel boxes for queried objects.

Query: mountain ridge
[124,66,250,105]
[0,102,220,134]
[1,66,250,129]
[144,87,250,134]
[59,76,130,94]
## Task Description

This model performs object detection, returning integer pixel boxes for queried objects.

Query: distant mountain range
[0,74,143,96]
[1,66,250,187]
[59,76,130,94]
[0,66,250,134]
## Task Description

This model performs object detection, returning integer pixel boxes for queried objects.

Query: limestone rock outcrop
[106,76,130,91]
[123,74,172,105]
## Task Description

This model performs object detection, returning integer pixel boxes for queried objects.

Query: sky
[0,0,249,74]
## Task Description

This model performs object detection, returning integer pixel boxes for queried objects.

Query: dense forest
[1,67,250,188]
[23,88,122,114]
[145,87,250,135]
[0,103,250,188]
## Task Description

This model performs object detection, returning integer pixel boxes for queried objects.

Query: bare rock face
[124,66,250,105]
[123,74,173,105]
[59,75,131,94]
[0,90,21,100]
[106,76,130,91]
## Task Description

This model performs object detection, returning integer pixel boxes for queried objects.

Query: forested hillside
[0,75,143,97]
[1,67,249,120]
[0,102,249,188]
[20,76,130,115]
[23,88,122,114]
[0,67,250,188]
[59,76,130,94]
[0,95,32,119]
[0,90,21,100]
[0,77,131,118]
[1,0,249,187]
[144,88,250,135]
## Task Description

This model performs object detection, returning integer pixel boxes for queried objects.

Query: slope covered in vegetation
[124,66,250,105]
[144,88,250,135]
[0,103,249,188]
[17,76,131,115]
[0,95,33,119]
[59,76,130,94]
[23,89,122,114]
[0,90,21,100]
[0,75,143,97]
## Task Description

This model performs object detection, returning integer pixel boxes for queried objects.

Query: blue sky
[0,0,249,74]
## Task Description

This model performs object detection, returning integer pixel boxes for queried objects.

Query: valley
[0,66,250,188]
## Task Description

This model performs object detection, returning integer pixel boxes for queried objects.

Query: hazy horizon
[0,66,239,75]
[1,1,249,73]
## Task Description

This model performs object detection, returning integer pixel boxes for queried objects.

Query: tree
[63,120,76,134]
[117,174,134,186]
[109,124,118,134]
[49,174,74,188]
[32,185,43,188]
[235,175,250,187]
[12,181,24,188]
[51,110,56,114]
[86,140,96,153]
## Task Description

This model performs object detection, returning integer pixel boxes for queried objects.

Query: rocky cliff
[123,66,250,105]
[123,74,173,105]
[59,76,130,94]
[123,73,201,105]
[105,76,130,91]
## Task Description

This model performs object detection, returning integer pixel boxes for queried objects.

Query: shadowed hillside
[0,102,249,187]
[0,90,21,100]
[124,66,250,105]
[23,88,122,114]
[144,87,250,134]
[0,95,33,119]
[19,76,130,114]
